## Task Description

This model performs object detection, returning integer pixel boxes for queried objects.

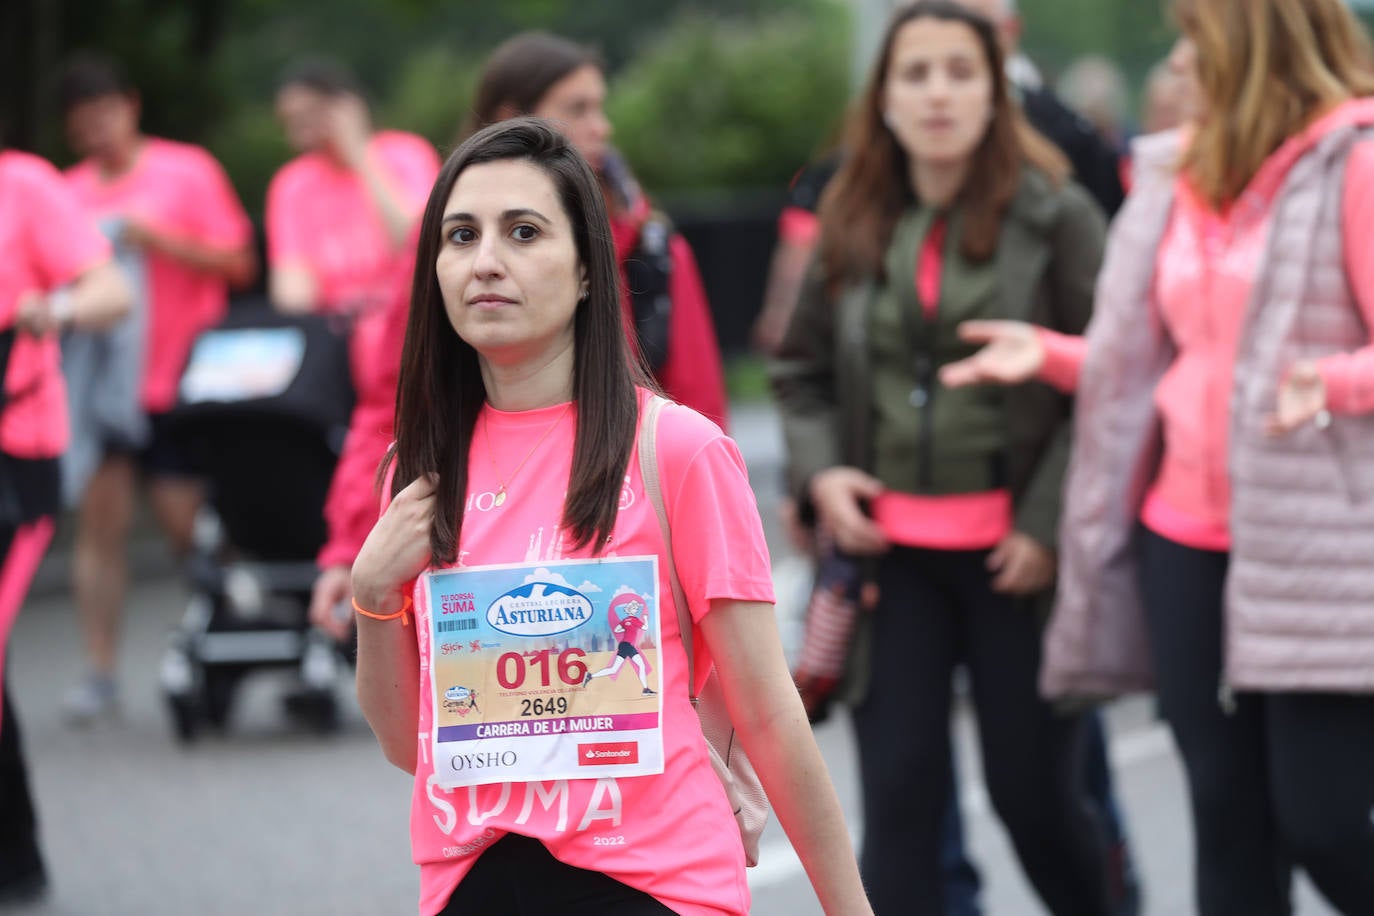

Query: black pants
[1140,528,1374,916]
[0,523,43,886]
[853,547,1110,916]
[439,833,676,915]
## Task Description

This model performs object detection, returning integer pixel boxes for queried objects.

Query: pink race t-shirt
[66,137,252,413]
[0,151,111,457]
[265,131,439,314]
[403,390,774,916]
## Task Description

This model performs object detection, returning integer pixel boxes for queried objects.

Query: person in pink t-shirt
[0,147,131,904]
[266,60,440,317]
[348,119,870,916]
[58,55,257,723]
[265,61,441,643]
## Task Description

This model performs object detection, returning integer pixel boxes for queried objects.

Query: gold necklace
[483,403,572,507]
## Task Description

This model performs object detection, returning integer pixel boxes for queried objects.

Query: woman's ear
[578,265,590,301]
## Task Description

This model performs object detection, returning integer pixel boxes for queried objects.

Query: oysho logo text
[451,751,518,771]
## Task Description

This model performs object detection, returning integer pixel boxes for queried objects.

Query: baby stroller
[158,300,355,742]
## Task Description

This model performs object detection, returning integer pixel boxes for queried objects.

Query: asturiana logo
[487,581,593,637]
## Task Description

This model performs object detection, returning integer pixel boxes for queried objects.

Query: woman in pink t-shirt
[943,2,1374,912]
[59,55,257,722]
[0,148,130,904]
[266,60,440,317]
[349,119,869,916]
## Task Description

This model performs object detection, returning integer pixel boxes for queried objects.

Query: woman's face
[275,84,331,154]
[1166,36,1205,122]
[436,159,586,365]
[532,65,612,171]
[882,18,995,170]
[65,92,140,162]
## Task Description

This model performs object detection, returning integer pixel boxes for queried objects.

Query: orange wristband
[352,594,412,627]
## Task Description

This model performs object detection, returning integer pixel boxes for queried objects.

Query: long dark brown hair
[386,117,642,564]
[817,0,1068,287]
[461,32,603,141]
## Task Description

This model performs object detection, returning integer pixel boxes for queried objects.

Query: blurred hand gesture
[309,565,355,642]
[940,320,1044,388]
[14,292,59,337]
[326,95,372,169]
[809,467,889,557]
[987,531,1056,595]
[119,220,158,251]
[1267,359,1329,436]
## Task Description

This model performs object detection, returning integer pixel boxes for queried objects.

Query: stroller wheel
[203,668,241,731]
[283,688,339,735]
[166,691,201,744]
[160,642,203,744]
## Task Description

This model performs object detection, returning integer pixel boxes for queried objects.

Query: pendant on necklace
[494,488,507,508]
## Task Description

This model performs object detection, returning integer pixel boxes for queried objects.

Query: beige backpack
[637,395,770,866]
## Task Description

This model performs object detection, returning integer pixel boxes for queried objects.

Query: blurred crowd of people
[1,0,1372,913]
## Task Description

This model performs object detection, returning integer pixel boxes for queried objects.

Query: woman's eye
[448,226,476,244]
[512,224,539,242]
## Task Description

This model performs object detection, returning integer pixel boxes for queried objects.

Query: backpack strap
[625,214,674,374]
[636,394,699,700]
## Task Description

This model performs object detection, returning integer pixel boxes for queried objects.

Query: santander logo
[578,742,639,766]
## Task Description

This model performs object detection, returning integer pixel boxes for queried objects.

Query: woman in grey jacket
[944,1,1374,913]
[770,3,1109,913]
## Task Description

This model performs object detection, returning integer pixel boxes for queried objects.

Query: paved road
[4,402,1339,915]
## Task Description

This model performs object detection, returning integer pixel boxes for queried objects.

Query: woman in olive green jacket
[769,4,1107,914]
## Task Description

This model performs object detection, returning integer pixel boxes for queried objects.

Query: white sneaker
[62,676,119,725]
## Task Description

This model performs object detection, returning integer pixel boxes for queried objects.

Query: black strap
[624,215,674,374]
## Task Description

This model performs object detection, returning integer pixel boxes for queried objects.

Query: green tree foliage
[608,8,851,195]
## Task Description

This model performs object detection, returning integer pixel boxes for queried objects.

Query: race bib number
[425,556,664,788]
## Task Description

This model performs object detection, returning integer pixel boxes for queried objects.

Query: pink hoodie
[1036,99,1374,550]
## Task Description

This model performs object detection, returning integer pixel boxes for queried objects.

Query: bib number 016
[496,648,588,690]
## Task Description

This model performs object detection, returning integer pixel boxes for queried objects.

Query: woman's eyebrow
[441,208,553,225]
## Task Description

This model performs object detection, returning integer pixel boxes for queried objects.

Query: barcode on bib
[437,619,477,633]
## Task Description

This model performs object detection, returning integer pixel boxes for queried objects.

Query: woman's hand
[987,531,1056,595]
[13,292,61,337]
[309,565,355,641]
[351,474,437,612]
[809,467,888,556]
[940,320,1045,388]
[326,95,372,170]
[1266,359,1329,436]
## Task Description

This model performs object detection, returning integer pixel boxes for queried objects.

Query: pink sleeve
[659,406,775,625]
[1034,327,1088,394]
[265,166,306,266]
[383,134,441,212]
[1318,141,1374,414]
[777,206,821,248]
[317,283,408,568]
[26,160,111,293]
[189,150,252,248]
[655,236,729,429]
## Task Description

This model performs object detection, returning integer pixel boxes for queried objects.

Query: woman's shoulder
[642,390,734,469]
[1009,165,1106,242]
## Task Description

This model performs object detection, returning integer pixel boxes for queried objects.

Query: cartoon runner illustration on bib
[584,590,656,695]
